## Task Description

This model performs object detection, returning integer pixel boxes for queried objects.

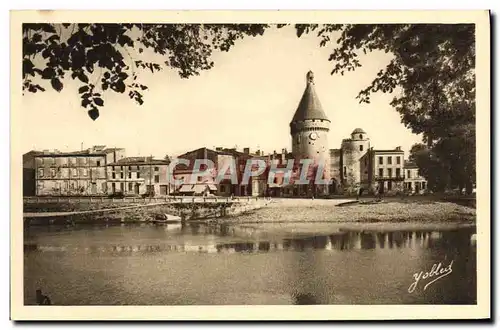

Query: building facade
[404,161,428,194]
[174,147,268,197]
[368,148,405,194]
[34,146,126,196]
[106,157,171,196]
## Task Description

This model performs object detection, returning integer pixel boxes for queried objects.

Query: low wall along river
[23,196,271,225]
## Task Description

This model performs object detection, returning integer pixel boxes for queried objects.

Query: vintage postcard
[10,10,490,321]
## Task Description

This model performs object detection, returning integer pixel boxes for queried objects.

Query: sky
[21,25,423,159]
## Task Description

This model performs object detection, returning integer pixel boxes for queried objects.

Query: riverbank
[23,197,271,225]
[241,198,475,223]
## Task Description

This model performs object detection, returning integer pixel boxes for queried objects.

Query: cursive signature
[408,260,453,293]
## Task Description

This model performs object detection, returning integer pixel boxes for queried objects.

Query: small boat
[149,213,182,225]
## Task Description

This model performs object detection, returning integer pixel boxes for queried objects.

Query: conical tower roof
[291,71,330,123]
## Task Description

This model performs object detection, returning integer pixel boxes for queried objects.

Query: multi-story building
[404,161,428,194]
[34,146,126,196]
[365,147,405,194]
[106,157,171,196]
[174,147,267,197]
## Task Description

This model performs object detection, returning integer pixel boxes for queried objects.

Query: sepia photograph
[10,10,490,320]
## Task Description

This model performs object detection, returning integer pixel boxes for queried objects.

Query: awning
[178,183,218,194]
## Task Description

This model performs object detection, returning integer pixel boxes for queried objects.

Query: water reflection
[24,224,476,255]
[24,221,477,305]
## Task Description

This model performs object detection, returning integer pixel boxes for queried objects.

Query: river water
[24,205,476,305]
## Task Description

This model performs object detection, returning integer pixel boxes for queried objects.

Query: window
[137,166,140,170]
[359,134,363,139]
[422,182,426,189]
[407,170,411,178]
[137,172,141,178]
[128,182,133,191]
[120,172,124,179]
[387,156,392,165]
[50,168,56,177]
[112,173,116,179]
[38,168,44,177]
[40,158,44,165]
[396,168,401,178]
[379,156,383,165]
[388,168,392,178]
[120,183,125,191]
[128,172,132,179]
[96,160,101,166]
[396,156,401,164]
[220,185,225,193]
[111,183,116,192]
[343,166,347,176]
[72,168,77,177]
[359,145,364,151]
[81,157,87,164]
[128,166,132,171]
[155,175,160,183]
[154,167,159,172]
[83,169,88,176]
[112,166,115,171]
[378,168,383,177]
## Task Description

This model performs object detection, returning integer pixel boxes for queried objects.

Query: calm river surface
[24,205,476,305]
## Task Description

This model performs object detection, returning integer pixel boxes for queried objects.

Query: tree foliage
[297,24,476,192]
[23,23,268,120]
[23,23,476,192]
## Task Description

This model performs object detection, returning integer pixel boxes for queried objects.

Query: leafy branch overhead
[22,23,268,120]
[295,24,475,141]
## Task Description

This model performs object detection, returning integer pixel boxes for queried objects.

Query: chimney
[395,146,402,151]
[243,147,250,154]
[216,147,223,152]
[273,150,277,159]
[43,149,49,154]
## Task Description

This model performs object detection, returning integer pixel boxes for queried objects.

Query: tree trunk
[465,181,473,195]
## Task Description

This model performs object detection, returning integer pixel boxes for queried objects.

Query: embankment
[23,197,271,225]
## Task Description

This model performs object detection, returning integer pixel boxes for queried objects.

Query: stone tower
[341,128,370,189]
[290,71,331,195]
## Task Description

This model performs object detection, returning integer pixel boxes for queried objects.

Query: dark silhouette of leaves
[78,86,89,94]
[88,108,99,120]
[21,23,476,191]
[301,24,475,193]
[23,23,270,119]
[50,78,63,92]
[93,97,104,106]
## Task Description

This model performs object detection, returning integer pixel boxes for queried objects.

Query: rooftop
[404,161,419,168]
[372,149,404,154]
[291,71,329,123]
[108,157,169,166]
[34,146,125,157]
[352,128,366,134]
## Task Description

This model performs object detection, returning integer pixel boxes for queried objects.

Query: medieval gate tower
[289,71,331,195]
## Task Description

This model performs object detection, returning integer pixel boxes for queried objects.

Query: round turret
[341,128,370,186]
[351,128,367,141]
